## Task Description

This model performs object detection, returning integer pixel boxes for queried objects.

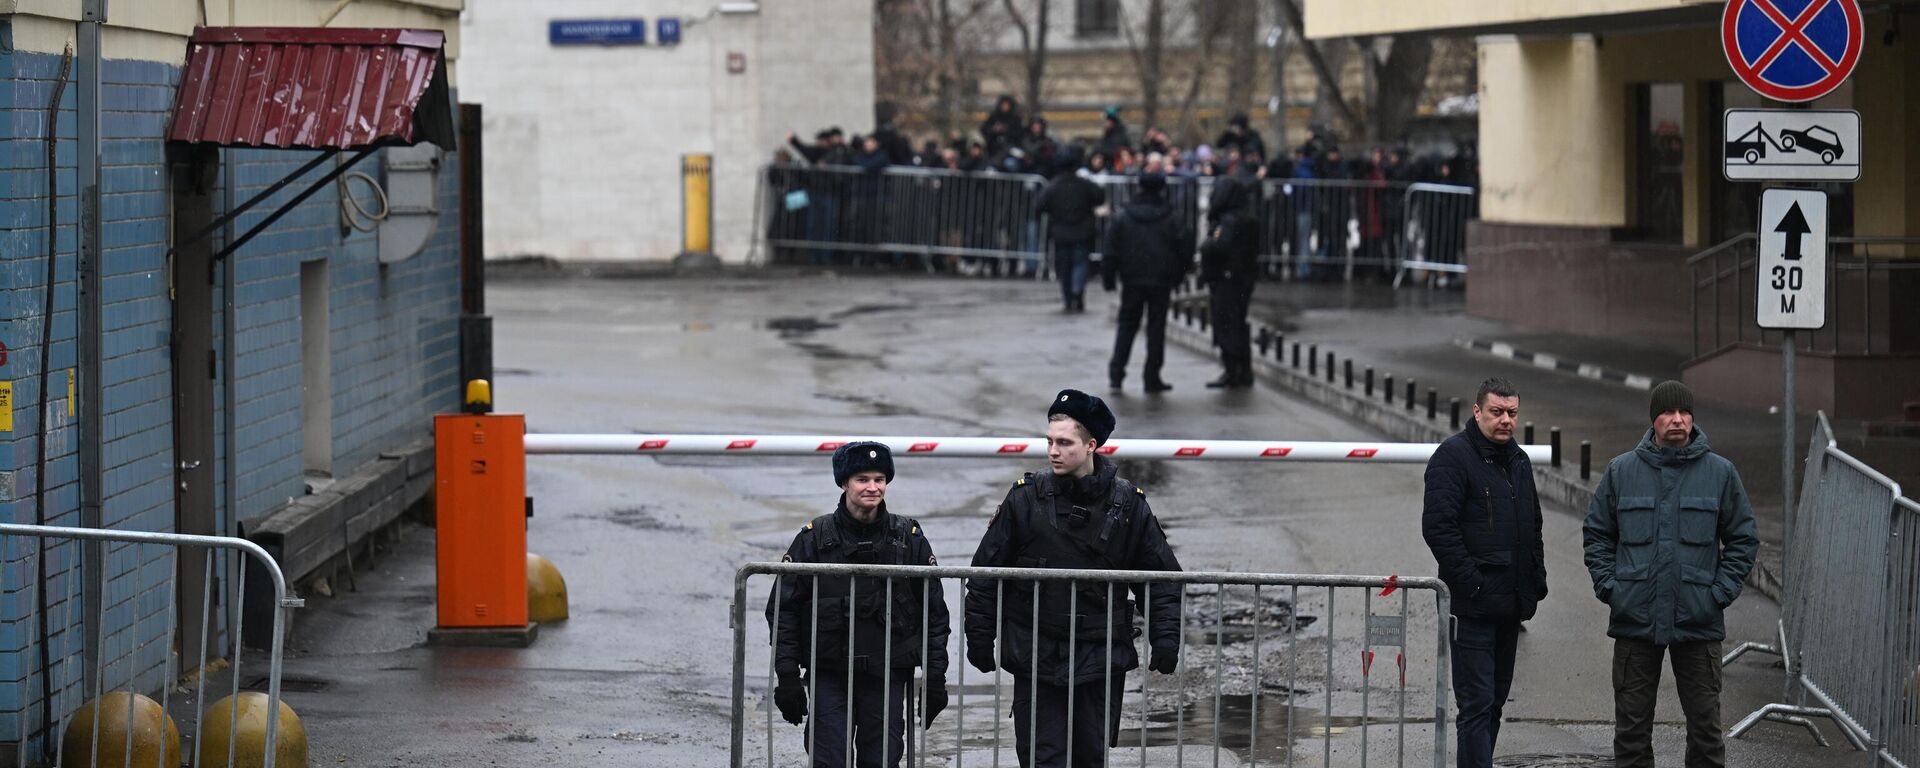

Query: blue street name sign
[550,19,647,46]
[658,18,683,45]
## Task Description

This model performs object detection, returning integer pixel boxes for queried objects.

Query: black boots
[1206,358,1256,389]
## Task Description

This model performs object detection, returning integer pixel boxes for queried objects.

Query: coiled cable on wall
[338,170,390,233]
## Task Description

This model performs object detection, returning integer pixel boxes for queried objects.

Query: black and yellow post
[675,153,718,268]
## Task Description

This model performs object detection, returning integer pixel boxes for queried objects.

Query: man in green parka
[1583,381,1759,768]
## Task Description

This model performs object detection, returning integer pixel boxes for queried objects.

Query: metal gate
[730,563,1451,767]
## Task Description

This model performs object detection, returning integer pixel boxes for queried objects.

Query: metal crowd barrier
[753,165,1050,272]
[1394,184,1476,286]
[1728,413,1920,766]
[2,523,302,768]
[753,165,1478,286]
[729,562,1451,767]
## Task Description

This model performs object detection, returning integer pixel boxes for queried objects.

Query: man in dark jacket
[1034,149,1106,313]
[767,442,951,767]
[1101,173,1191,393]
[1199,177,1259,388]
[1422,377,1546,768]
[1584,381,1757,768]
[966,389,1182,768]
[981,95,1024,154]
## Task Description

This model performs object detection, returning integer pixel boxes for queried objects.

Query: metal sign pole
[1781,329,1795,589]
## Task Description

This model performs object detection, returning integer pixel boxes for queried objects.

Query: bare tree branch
[1275,0,1360,132]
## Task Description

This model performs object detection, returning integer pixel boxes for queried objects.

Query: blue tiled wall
[0,26,462,755]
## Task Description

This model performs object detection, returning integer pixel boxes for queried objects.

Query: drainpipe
[75,0,108,696]
[68,0,109,703]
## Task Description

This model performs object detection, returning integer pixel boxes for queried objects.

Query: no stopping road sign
[1722,0,1863,102]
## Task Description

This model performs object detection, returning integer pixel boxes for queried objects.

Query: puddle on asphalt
[1136,694,1402,763]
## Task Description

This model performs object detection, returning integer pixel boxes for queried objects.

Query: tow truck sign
[1723,109,1859,182]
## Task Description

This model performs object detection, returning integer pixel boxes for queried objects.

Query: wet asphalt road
[281,274,1831,766]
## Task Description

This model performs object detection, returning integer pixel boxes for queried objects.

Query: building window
[1075,0,1119,37]
[1633,82,1686,243]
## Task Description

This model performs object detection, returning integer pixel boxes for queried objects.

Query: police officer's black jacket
[1421,420,1548,621]
[1101,194,1192,289]
[1199,183,1259,286]
[965,454,1183,686]
[766,501,951,681]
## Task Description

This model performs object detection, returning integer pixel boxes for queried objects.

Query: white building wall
[461,0,875,263]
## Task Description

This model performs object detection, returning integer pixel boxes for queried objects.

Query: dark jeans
[1451,616,1520,768]
[1011,674,1125,768]
[1053,242,1090,305]
[1207,278,1253,366]
[1613,638,1724,768]
[1109,285,1171,386]
[807,670,909,768]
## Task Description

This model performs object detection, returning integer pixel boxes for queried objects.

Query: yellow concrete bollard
[527,553,570,622]
[198,692,309,768]
[61,691,181,768]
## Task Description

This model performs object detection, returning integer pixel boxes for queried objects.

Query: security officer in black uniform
[965,390,1184,768]
[766,442,951,768]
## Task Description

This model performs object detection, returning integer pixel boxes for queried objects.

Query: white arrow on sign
[1756,188,1827,330]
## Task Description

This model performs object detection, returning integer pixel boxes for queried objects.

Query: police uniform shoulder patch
[1014,477,1026,487]
[781,553,793,562]
[911,525,919,535]
[804,522,813,530]
[928,553,938,565]
[1135,487,1146,495]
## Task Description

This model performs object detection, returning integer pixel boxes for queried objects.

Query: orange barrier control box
[432,413,532,642]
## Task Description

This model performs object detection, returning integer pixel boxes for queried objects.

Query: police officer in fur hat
[965,389,1184,767]
[766,441,951,767]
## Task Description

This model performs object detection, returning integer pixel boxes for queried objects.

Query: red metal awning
[167,26,455,151]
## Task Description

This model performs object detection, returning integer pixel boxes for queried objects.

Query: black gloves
[923,681,949,729]
[1149,645,1179,675]
[967,642,998,674]
[773,677,808,726]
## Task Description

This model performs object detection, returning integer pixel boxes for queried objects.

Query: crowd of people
[768,95,1480,279]
[778,95,1478,195]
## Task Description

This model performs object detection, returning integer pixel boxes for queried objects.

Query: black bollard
[1344,359,1354,389]
[1257,329,1271,356]
[1427,388,1437,420]
[1384,373,1393,403]
[1406,380,1417,411]
[1292,342,1300,369]
[1309,345,1318,376]
[1551,427,1562,468]
[1524,422,1535,446]
[1581,441,1592,481]
[1450,397,1461,429]
[1198,308,1208,332]
[1274,334,1286,359]
[1326,353,1335,383]
[1364,367,1374,396]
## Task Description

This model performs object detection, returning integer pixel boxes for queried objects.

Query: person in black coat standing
[1101,173,1192,394]
[981,95,1024,154]
[966,389,1183,768]
[1421,377,1546,768]
[1034,148,1106,312]
[767,442,951,767]
[1199,177,1259,388]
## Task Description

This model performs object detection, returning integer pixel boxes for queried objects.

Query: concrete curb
[1453,336,1658,391]
[1146,290,1783,602]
